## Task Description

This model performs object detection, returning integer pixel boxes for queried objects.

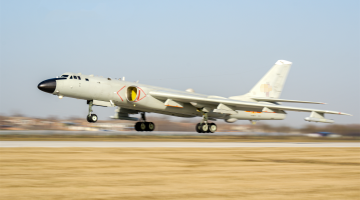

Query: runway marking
[0,141,359,148]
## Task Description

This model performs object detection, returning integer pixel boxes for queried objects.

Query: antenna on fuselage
[123,77,125,81]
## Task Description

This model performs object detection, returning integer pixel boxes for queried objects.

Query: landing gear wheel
[209,123,217,133]
[86,101,98,123]
[201,123,209,133]
[134,122,140,131]
[139,122,147,131]
[196,123,202,133]
[91,114,98,123]
[87,114,98,123]
[135,122,155,132]
[87,114,97,123]
[147,122,155,131]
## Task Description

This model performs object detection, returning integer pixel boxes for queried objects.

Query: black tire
[201,123,209,133]
[139,122,147,131]
[134,122,140,131]
[209,123,217,133]
[147,122,155,131]
[90,114,98,123]
[86,115,91,122]
[196,123,202,133]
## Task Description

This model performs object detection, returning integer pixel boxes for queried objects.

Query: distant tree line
[1,114,359,135]
[256,123,360,136]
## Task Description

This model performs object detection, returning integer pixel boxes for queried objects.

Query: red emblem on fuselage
[135,87,146,102]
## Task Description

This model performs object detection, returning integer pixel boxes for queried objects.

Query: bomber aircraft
[38,60,351,133]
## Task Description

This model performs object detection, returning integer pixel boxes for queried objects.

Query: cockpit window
[78,76,81,80]
[70,76,73,79]
[74,76,77,79]
[61,75,69,78]
[85,78,89,81]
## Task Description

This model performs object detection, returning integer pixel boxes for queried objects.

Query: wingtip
[341,113,352,116]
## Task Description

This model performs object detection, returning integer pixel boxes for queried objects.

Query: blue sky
[0,0,359,126]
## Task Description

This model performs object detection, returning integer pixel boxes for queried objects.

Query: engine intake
[127,86,138,102]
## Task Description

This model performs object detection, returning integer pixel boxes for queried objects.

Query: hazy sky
[0,0,359,127]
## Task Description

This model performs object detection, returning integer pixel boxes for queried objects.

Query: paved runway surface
[0,141,359,147]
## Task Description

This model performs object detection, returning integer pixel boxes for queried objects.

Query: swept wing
[150,90,351,116]
[250,97,326,104]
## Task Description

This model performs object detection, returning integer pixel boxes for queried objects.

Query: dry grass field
[1,148,359,200]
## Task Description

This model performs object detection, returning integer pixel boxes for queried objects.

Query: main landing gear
[196,112,217,133]
[86,100,98,123]
[134,112,155,132]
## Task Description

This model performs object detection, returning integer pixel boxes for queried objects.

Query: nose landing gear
[86,100,98,123]
[196,112,217,133]
[135,112,155,132]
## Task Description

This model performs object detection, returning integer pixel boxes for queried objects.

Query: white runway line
[0,141,359,147]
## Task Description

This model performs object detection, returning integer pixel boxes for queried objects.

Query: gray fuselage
[44,73,286,122]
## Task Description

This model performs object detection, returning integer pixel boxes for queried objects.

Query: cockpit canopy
[59,73,88,81]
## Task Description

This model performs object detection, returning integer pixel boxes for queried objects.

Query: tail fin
[246,60,292,98]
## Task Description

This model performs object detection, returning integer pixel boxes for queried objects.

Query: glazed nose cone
[38,78,56,93]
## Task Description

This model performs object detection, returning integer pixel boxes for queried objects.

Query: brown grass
[1,148,359,200]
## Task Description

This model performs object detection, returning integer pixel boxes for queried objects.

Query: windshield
[60,75,69,78]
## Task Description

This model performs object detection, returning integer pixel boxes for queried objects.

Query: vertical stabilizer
[246,60,292,99]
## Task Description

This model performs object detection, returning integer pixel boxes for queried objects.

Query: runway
[0,130,301,136]
[0,141,359,147]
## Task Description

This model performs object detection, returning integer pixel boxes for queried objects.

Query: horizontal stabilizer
[252,97,326,104]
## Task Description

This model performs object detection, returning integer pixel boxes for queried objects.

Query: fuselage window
[70,76,73,79]
[61,75,69,78]
[85,78,89,81]
[78,76,81,80]
[74,76,77,79]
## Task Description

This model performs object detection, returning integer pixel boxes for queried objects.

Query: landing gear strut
[86,100,98,123]
[196,112,217,133]
[134,112,155,132]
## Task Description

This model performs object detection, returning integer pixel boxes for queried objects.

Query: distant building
[306,132,341,138]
